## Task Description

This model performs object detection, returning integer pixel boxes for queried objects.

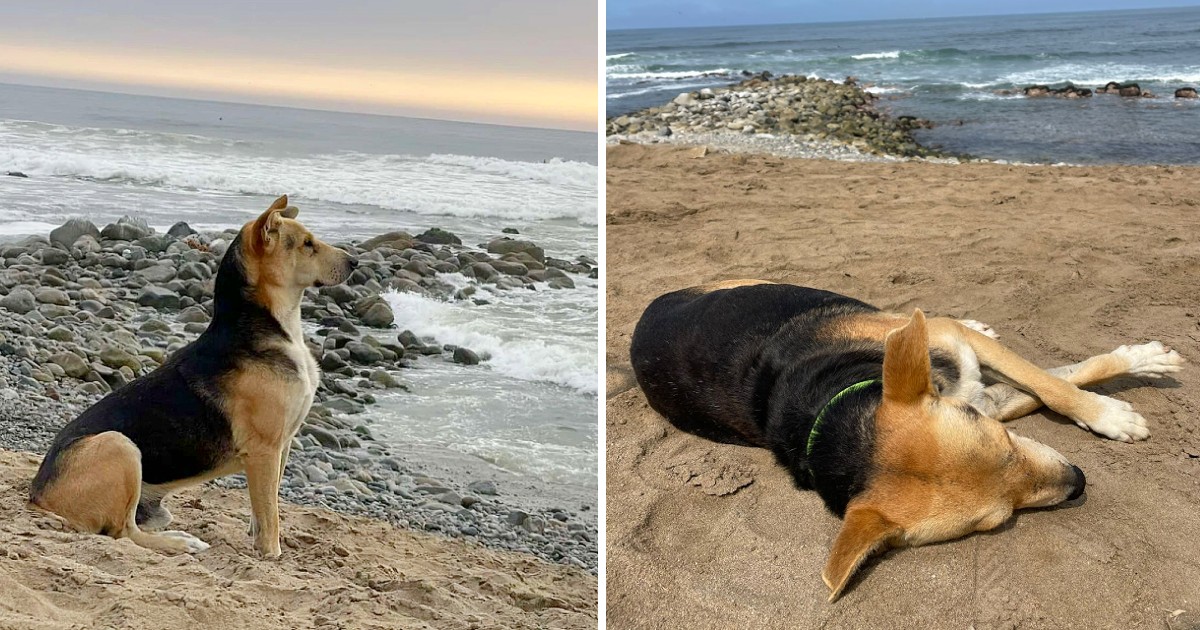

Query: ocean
[0,83,597,494]
[608,7,1200,164]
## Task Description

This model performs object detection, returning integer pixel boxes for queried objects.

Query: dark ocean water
[608,7,1200,164]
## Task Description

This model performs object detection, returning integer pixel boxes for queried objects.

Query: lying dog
[30,196,356,556]
[630,280,1183,601]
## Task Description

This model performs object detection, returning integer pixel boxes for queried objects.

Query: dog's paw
[161,530,210,554]
[1084,394,1149,443]
[1113,341,1185,378]
[959,319,999,340]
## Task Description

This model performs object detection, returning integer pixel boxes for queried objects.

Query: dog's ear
[822,504,900,602]
[249,196,290,253]
[882,308,934,405]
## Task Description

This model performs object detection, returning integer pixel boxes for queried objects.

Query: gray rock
[35,288,70,306]
[433,491,462,505]
[41,249,71,265]
[99,347,142,371]
[0,288,36,314]
[485,237,545,263]
[452,347,481,365]
[359,302,394,328]
[415,227,462,245]
[168,222,197,238]
[177,306,210,323]
[300,424,342,449]
[50,218,100,249]
[137,286,180,310]
[46,327,73,342]
[50,352,90,379]
[137,264,177,283]
[320,352,349,371]
[100,218,152,241]
[177,262,211,281]
[345,342,384,364]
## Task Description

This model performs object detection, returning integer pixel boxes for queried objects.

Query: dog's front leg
[929,318,1153,442]
[244,451,283,557]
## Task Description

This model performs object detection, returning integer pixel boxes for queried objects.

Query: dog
[630,280,1183,601]
[29,195,356,557]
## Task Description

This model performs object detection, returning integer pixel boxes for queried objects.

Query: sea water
[0,83,598,495]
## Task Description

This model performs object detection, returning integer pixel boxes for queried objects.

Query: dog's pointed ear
[882,308,934,405]
[822,504,899,602]
[268,194,300,218]
[249,197,289,253]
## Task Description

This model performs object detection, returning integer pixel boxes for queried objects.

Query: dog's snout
[1067,464,1086,501]
[347,256,359,270]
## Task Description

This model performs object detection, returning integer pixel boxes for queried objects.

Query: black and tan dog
[29,196,356,557]
[630,280,1183,601]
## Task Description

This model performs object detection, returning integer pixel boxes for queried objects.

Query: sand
[605,143,1200,629]
[0,450,596,630]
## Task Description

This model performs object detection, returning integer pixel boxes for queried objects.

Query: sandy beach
[606,143,1200,629]
[0,449,596,630]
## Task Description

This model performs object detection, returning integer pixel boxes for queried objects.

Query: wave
[1000,63,1200,86]
[851,50,901,60]
[607,67,735,80]
[382,288,597,394]
[606,52,635,61]
[0,120,597,225]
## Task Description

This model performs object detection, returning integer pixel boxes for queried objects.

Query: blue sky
[608,0,1200,30]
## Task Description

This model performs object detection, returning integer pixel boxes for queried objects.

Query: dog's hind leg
[973,341,1183,429]
[135,487,174,531]
[33,431,208,554]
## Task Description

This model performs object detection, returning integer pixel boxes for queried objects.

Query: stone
[46,327,73,342]
[300,424,342,449]
[41,249,71,265]
[100,218,152,241]
[320,352,349,371]
[137,264,177,283]
[34,288,70,306]
[50,352,90,378]
[415,227,462,245]
[100,347,142,371]
[177,306,210,323]
[0,288,36,314]
[168,222,197,237]
[137,286,180,310]
[485,237,545,263]
[50,218,100,250]
[359,302,394,328]
[452,347,481,365]
[345,342,384,364]
[360,231,415,251]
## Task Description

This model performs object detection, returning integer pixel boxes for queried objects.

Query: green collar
[806,379,880,458]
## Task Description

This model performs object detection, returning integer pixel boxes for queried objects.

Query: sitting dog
[30,196,356,557]
[630,280,1183,600]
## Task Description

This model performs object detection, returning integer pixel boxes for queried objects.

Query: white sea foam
[607,67,734,80]
[382,288,597,395]
[1001,64,1200,86]
[864,85,908,95]
[606,52,635,60]
[0,120,597,226]
[852,50,902,60]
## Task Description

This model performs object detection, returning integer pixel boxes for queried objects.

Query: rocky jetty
[0,216,598,571]
[1011,80,1193,99]
[607,73,939,158]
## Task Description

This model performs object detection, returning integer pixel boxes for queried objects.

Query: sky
[0,1,597,131]
[608,0,1200,30]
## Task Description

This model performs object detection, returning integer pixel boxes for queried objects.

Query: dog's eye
[304,239,314,248]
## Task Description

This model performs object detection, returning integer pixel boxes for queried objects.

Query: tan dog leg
[244,451,283,557]
[34,432,209,553]
[931,317,1183,441]
[978,342,1184,422]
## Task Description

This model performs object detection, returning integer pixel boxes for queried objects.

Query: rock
[360,302,394,328]
[1118,83,1142,97]
[397,330,421,347]
[320,284,359,305]
[501,227,520,234]
[1176,87,1199,99]
[320,352,349,371]
[100,217,152,241]
[167,222,197,237]
[360,231,415,251]
[100,347,142,371]
[467,480,498,496]
[452,347,481,365]
[368,370,402,388]
[35,288,70,306]
[345,342,384,364]
[6,171,28,178]
[300,424,342,449]
[433,491,462,506]
[463,262,499,281]
[177,306,210,323]
[46,327,73,342]
[50,218,100,249]
[50,352,90,379]
[506,510,529,526]
[137,286,180,310]
[415,227,462,245]
[0,288,36,314]
[485,237,545,263]
[177,262,211,281]
[41,248,70,265]
[137,264,177,283]
[547,276,575,290]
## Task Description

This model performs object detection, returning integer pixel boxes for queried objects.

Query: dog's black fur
[630,284,960,517]
[30,233,298,514]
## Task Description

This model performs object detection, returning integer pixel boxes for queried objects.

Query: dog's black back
[30,234,297,498]
[630,283,958,516]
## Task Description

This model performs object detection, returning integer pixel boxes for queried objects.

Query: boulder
[360,231,415,251]
[485,237,545,263]
[452,347,481,365]
[167,221,198,237]
[415,227,462,245]
[100,217,152,241]
[49,218,100,250]
[360,302,394,328]
[1176,87,1198,99]
[137,286,180,310]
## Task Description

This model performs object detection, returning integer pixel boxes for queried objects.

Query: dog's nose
[1067,465,1086,501]
[347,257,359,269]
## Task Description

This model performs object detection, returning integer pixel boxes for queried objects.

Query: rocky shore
[0,215,598,572]
[606,73,942,159]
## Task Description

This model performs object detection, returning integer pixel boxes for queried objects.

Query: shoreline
[0,216,598,572]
